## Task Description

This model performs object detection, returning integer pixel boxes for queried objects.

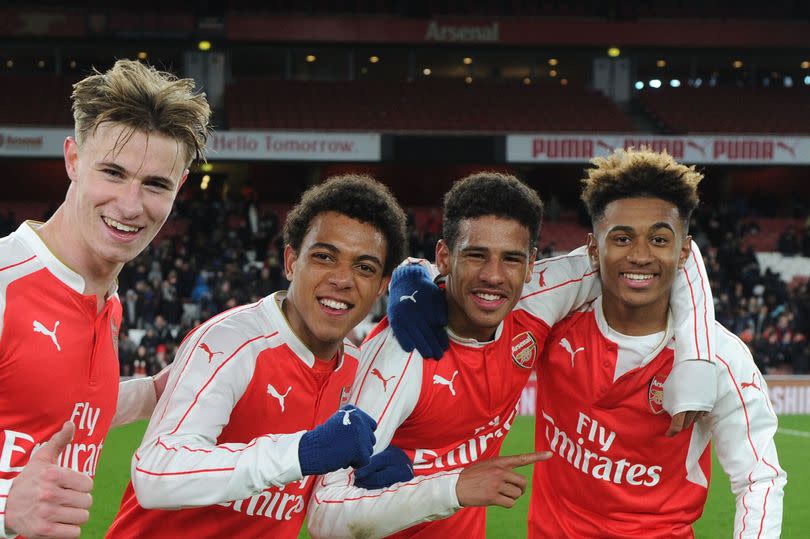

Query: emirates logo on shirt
[648,374,667,414]
[511,331,537,369]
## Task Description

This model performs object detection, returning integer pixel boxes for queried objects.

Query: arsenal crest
[511,331,537,369]
[340,385,352,406]
[110,318,120,357]
[648,373,667,414]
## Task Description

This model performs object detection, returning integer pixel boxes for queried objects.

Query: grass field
[86,415,809,538]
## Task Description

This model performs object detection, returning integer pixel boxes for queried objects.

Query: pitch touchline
[777,427,810,438]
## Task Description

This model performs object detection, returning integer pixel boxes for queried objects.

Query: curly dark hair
[283,174,407,276]
[581,148,702,228]
[443,172,544,250]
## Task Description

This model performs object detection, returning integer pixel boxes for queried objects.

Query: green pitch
[85,415,809,538]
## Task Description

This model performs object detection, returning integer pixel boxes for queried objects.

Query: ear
[283,244,298,281]
[436,239,451,276]
[586,233,599,267]
[178,169,189,190]
[376,275,391,298]
[525,247,537,284]
[678,236,692,269]
[64,137,79,182]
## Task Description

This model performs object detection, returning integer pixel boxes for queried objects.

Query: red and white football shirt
[106,292,359,539]
[0,222,121,538]
[528,300,785,538]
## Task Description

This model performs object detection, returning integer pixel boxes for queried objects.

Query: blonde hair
[580,147,702,227]
[71,59,211,166]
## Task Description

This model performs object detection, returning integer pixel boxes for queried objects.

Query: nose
[627,240,653,265]
[328,262,353,289]
[118,180,144,219]
[479,258,506,286]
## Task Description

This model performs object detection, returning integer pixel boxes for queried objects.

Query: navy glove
[298,405,377,476]
[354,445,414,490]
[387,263,449,359]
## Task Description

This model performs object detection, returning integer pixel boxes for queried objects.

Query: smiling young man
[528,149,785,537]
[105,174,408,538]
[0,60,211,539]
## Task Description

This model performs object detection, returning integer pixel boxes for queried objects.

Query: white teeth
[103,216,140,233]
[475,292,501,301]
[320,298,349,310]
[624,273,653,281]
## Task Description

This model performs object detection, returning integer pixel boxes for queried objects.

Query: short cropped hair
[442,172,544,250]
[71,59,212,166]
[283,174,407,276]
[581,148,702,228]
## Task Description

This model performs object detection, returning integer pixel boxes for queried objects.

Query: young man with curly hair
[527,148,785,537]
[106,174,410,538]
[0,59,211,539]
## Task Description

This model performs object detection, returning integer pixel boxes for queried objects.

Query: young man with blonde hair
[0,59,211,538]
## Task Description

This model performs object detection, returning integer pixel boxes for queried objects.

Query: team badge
[340,385,352,406]
[511,331,537,369]
[648,373,667,414]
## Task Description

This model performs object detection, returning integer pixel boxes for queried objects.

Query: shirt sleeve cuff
[0,478,18,539]
[663,359,718,415]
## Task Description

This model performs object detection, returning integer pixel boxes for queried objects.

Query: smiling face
[437,215,535,342]
[282,211,389,359]
[62,122,188,274]
[588,197,691,334]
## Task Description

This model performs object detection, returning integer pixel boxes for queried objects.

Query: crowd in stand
[5,187,807,378]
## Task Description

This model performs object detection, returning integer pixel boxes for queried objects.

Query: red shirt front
[0,223,121,537]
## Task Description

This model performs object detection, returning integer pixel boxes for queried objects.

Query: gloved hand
[354,445,414,490]
[298,405,377,476]
[387,263,449,359]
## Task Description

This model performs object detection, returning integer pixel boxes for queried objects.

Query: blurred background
[1,2,808,534]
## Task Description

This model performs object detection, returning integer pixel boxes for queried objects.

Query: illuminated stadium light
[137,51,148,60]
[669,79,681,88]
[306,54,316,63]
[198,40,212,51]
[634,81,644,90]
[68,59,77,69]
[693,78,703,87]
[463,57,472,65]
[422,67,431,76]
[369,55,379,63]
[802,61,810,69]
[805,75,810,85]
[37,59,45,68]
[522,77,532,85]
[549,69,558,77]
[560,78,568,86]
[656,59,666,68]
[5,59,12,68]
[548,58,558,66]
[732,59,743,69]
[649,79,662,89]
[200,163,214,173]
[784,76,793,87]
[465,76,473,84]
[607,47,621,57]
[200,175,211,190]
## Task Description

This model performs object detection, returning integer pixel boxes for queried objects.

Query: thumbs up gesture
[5,421,94,538]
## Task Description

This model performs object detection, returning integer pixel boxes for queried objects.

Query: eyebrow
[310,242,384,268]
[461,246,528,259]
[607,222,676,234]
[97,161,174,186]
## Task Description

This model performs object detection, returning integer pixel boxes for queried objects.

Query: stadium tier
[225,79,636,132]
[639,87,810,134]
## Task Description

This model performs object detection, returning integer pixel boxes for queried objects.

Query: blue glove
[298,405,377,476]
[387,264,449,359]
[354,445,414,490]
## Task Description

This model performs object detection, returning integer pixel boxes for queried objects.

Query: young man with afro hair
[527,148,785,537]
[107,174,413,538]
